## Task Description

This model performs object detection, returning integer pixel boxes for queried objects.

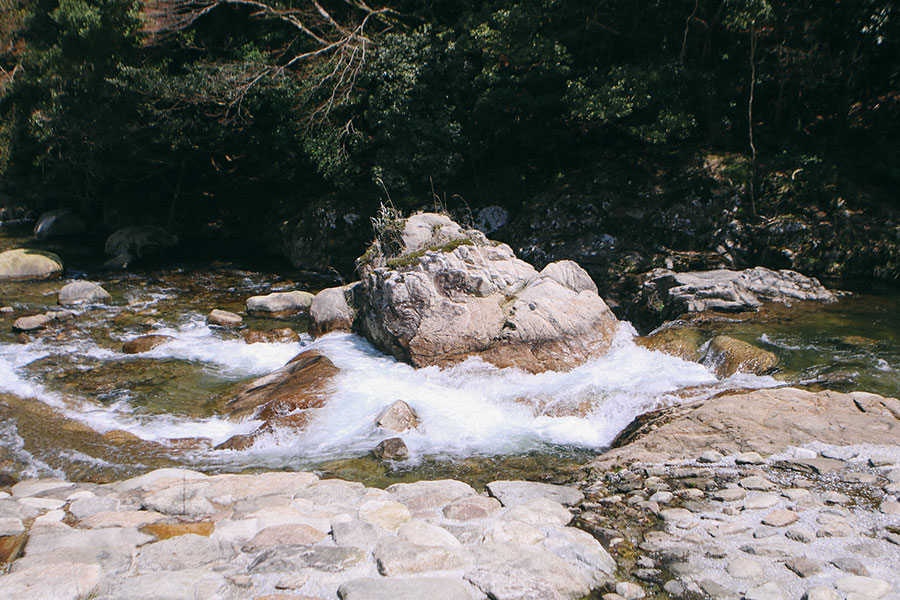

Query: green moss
[385,238,475,269]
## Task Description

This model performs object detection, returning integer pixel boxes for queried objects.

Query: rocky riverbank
[1,388,899,600]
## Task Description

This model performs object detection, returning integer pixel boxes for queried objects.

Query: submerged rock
[246,290,314,314]
[0,249,64,280]
[701,335,778,377]
[242,328,299,344]
[216,350,338,449]
[635,325,703,362]
[58,281,111,306]
[122,335,173,354]
[356,213,619,373]
[33,209,87,240]
[638,266,836,324]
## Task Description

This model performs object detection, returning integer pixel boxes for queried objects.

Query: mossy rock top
[0,248,64,280]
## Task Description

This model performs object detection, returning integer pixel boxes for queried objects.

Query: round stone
[761,509,798,527]
[726,557,764,579]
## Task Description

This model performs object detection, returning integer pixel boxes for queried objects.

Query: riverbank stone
[207,309,242,327]
[12,313,52,331]
[0,248,64,280]
[58,281,111,306]
[486,480,584,507]
[246,290,314,314]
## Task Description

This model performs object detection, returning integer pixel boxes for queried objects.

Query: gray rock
[25,527,153,555]
[761,509,798,527]
[740,476,776,491]
[331,519,384,551]
[487,480,584,507]
[207,309,242,327]
[615,582,645,600]
[12,313,52,331]
[357,213,619,374]
[821,447,858,460]
[397,519,461,547]
[134,534,234,571]
[639,266,835,320]
[373,437,409,460]
[743,494,779,510]
[0,517,24,536]
[803,588,841,600]
[500,498,573,527]
[699,579,739,599]
[375,400,420,432]
[142,485,215,517]
[338,577,477,600]
[542,527,616,586]
[879,499,900,515]
[309,284,357,337]
[246,290,314,314]
[0,498,40,520]
[887,469,900,483]
[466,542,590,600]
[241,523,326,552]
[698,450,724,463]
[69,495,119,520]
[11,544,134,575]
[98,568,227,600]
[823,490,852,505]
[33,209,87,239]
[374,538,468,575]
[386,480,477,511]
[786,525,817,543]
[831,557,870,576]
[745,582,786,600]
[0,562,102,599]
[735,451,765,465]
[727,557,765,579]
[443,495,502,521]
[663,580,686,597]
[785,557,822,578]
[834,576,892,599]
[714,487,747,502]
[250,545,367,573]
[58,281,111,306]
[0,248,64,280]
[540,260,599,294]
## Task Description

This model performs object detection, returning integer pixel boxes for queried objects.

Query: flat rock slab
[339,577,478,600]
[98,568,228,600]
[0,562,103,599]
[486,480,584,507]
[250,545,367,574]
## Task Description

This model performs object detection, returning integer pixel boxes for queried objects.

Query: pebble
[762,509,798,527]
[697,450,724,463]
[713,487,746,502]
[739,476,775,491]
[782,488,811,501]
[834,575,892,599]
[663,580,685,597]
[745,582,786,600]
[831,557,870,576]
[887,469,900,483]
[743,494,779,510]
[804,587,841,600]
[726,557,764,579]
[786,525,817,543]
[615,581,645,600]
[785,557,822,578]
[879,499,900,515]
[735,451,765,465]
[648,491,672,504]
[823,491,852,505]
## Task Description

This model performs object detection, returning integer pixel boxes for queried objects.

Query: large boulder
[33,209,87,240]
[0,249,64,280]
[356,213,619,373]
[590,388,900,469]
[638,266,836,324]
[58,281,111,306]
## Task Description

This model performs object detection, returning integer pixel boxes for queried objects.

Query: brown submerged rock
[243,328,300,344]
[122,335,174,354]
[701,335,777,377]
[635,325,704,362]
[215,350,338,449]
[357,213,619,374]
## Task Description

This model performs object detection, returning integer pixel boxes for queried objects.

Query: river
[1,223,898,487]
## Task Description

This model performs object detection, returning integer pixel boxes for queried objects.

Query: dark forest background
[1,1,898,284]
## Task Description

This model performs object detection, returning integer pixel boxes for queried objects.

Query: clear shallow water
[1,224,898,486]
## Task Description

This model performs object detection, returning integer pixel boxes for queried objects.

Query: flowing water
[1,223,898,487]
